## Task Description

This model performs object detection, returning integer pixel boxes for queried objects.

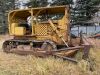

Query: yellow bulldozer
[2,5,90,63]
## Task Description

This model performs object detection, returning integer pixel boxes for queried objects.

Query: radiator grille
[35,25,48,35]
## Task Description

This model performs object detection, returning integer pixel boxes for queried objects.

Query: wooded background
[0,0,100,33]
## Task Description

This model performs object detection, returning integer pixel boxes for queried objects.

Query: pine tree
[0,0,16,33]
[25,0,48,7]
[72,0,100,24]
[51,0,73,6]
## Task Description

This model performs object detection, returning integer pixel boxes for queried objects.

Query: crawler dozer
[2,6,90,62]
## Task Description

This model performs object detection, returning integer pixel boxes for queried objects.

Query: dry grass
[0,36,100,75]
[0,49,100,75]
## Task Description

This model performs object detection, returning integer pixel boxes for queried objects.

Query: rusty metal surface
[82,35,92,59]
[2,35,91,63]
[53,54,78,63]
[2,39,82,55]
